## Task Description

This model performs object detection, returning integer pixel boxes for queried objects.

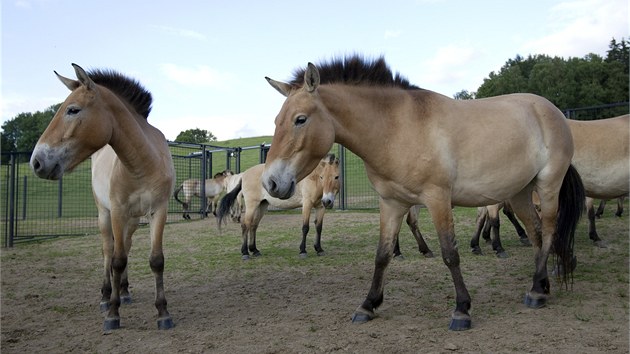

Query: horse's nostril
[32,158,41,171]
[269,179,277,192]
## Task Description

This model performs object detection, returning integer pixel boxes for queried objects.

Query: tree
[175,128,217,143]
[1,103,60,153]
[453,90,475,100]
[475,38,628,111]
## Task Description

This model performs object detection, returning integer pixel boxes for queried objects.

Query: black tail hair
[173,184,186,207]
[216,180,242,229]
[554,164,585,287]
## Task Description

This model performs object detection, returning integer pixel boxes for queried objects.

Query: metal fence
[3,102,627,247]
[1,143,379,246]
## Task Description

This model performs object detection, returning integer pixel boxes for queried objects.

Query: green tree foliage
[1,103,60,153]
[475,38,628,109]
[175,128,217,143]
[453,90,476,100]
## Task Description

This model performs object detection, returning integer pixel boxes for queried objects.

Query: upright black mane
[290,55,421,90]
[87,69,153,119]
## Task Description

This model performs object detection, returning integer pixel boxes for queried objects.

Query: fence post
[22,176,27,220]
[338,145,347,210]
[200,146,208,218]
[6,153,16,247]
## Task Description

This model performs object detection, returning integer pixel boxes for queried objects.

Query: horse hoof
[524,292,547,308]
[471,247,483,255]
[423,251,434,258]
[99,301,110,312]
[317,251,326,256]
[299,252,308,259]
[593,240,607,248]
[120,295,132,305]
[351,308,374,323]
[519,238,532,246]
[157,317,174,330]
[495,251,509,259]
[242,255,250,261]
[103,318,121,331]
[252,251,262,257]
[393,254,405,260]
[448,317,472,331]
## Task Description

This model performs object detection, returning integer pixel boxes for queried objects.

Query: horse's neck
[108,110,165,177]
[321,86,396,162]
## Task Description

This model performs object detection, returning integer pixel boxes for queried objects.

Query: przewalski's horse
[261,55,584,331]
[173,170,233,219]
[30,64,175,330]
[469,114,629,254]
[217,154,340,259]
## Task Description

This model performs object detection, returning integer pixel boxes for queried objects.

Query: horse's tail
[217,180,242,228]
[554,164,585,287]
[173,184,188,208]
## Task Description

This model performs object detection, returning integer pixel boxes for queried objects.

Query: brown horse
[30,64,175,330]
[174,170,233,219]
[217,154,340,259]
[261,56,584,330]
[469,114,629,254]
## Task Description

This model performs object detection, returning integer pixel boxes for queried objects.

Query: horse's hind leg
[509,188,549,308]
[503,202,530,246]
[148,208,173,330]
[616,196,625,217]
[470,207,488,255]
[595,199,606,218]
[120,220,137,305]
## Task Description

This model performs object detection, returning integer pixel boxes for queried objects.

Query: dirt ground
[1,209,629,353]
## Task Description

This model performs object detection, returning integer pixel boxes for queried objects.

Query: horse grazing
[217,154,340,259]
[30,64,175,330]
[261,55,584,331]
[173,170,233,219]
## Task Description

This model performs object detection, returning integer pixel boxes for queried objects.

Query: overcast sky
[2,0,627,141]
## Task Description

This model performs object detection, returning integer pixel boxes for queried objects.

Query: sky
[1,0,628,141]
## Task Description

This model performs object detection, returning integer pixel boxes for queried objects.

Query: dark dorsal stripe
[87,69,153,119]
[290,55,421,90]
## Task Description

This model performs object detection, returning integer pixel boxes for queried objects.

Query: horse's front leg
[313,206,326,256]
[299,206,312,257]
[120,220,137,305]
[352,199,405,323]
[148,208,173,330]
[103,211,129,330]
[97,207,113,313]
[428,199,472,331]
[586,197,606,247]
[487,204,508,258]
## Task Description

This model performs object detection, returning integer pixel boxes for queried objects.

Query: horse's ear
[304,62,320,93]
[71,63,96,91]
[265,77,292,97]
[55,70,81,91]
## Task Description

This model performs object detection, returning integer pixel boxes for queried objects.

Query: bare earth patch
[1,208,628,353]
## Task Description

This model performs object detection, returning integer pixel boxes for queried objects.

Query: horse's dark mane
[290,55,421,90]
[87,69,153,119]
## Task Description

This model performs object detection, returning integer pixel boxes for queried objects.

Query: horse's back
[568,114,629,198]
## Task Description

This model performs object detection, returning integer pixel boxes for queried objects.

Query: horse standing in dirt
[217,154,340,259]
[30,64,175,330]
[173,170,233,219]
[261,56,584,330]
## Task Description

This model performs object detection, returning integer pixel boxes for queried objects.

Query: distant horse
[217,154,340,259]
[173,170,233,219]
[261,56,584,330]
[570,115,629,246]
[30,64,174,330]
[224,172,244,222]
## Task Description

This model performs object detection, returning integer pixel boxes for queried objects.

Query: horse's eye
[335,176,339,180]
[67,106,81,115]
[295,115,307,126]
